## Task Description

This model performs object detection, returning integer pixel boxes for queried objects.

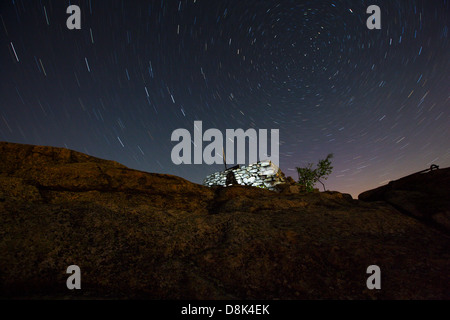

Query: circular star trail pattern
[1,0,449,197]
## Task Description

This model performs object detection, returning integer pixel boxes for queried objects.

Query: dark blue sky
[1,0,449,197]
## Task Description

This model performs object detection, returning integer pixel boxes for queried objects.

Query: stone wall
[203,160,286,191]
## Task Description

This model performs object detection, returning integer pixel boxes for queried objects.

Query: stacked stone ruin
[202,160,286,191]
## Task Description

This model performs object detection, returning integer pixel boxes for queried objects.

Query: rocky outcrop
[203,161,287,190]
[0,142,449,299]
[359,167,450,232]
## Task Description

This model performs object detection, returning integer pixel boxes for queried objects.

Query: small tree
[296,154,333,192]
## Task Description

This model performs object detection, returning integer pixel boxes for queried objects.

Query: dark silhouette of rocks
[359,166,450,232]
[225,170,238,186]
[0,142,449,299]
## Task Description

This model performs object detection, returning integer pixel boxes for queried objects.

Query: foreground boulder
[0,142,449,299]
[359,167,450,232]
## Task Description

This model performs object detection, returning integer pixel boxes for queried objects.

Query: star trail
[1,0,449,197]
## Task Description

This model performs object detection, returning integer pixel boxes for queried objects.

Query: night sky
[1,0,449,198]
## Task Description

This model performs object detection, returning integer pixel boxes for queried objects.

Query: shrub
[296,154,333,192]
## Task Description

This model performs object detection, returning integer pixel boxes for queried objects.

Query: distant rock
[359,167,450,232]
[0,142,449,299]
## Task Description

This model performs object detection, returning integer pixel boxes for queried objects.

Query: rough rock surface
[359,167,450,232]
[203,160,287,190]
[0,142,449,299]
